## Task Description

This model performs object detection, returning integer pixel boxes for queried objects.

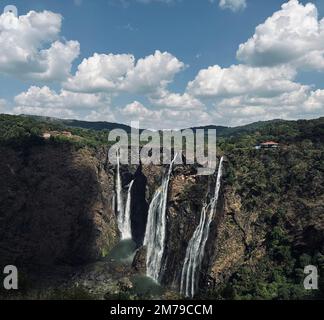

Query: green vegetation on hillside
[0,114,111,148]
[214,126,324,300]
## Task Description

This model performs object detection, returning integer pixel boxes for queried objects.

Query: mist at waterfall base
[107,240,137,264]
[106,240,164,297]
[180,157,224,298]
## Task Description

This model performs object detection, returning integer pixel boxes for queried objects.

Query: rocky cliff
[131,148,324,299]
[0,144,119,272]
[0,140,323,300]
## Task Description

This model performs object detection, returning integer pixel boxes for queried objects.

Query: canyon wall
[1,143,323,299]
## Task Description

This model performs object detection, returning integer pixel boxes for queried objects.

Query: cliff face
[130,161,225,291]
[0,144,119,273]
[140,148,324,298]
[0,142,323,299]
[204,148,324,299]
[160,166,209,287]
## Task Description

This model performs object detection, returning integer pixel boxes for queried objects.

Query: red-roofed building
[260,141,279,148]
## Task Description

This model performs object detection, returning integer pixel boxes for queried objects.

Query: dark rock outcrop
[132,247,147,274]
[131,165,149,247]
[0,144,119,274]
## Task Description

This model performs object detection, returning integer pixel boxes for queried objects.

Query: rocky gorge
[0,115,323,300]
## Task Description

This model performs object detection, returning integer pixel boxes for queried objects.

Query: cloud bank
[1,1,324,128]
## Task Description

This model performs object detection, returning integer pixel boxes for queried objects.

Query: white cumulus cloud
[121,51,185,93]
[187,64,302,98]
[149,90,204,109]
[65,50,184,95]
[13,86,111,118]
[0,10,80,81]
[119,100,210,129]
[237,0,324,70]
[212,86,324,126]
[64,53,135,93]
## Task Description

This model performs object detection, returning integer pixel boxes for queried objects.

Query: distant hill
[218,119,292,137]
[192,118,324,139]
[8,113,324,143]
[20,115,303,136]
[21,115,134,133]
[63,119,133,133]
[189,125,229,136]
[190,119,295,137]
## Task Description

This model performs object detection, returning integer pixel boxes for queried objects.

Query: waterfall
[180,157,224,298]
[116,151,124,237]
[144,155,177,282]
[124,180,134,240]
[115,151,133,240]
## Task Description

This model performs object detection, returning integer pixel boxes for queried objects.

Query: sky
[1,0,324,128]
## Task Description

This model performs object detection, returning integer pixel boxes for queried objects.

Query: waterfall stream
[116,151,133,240]
[180,157,224,298]
[124,180,134,240]
[143,155,177,282]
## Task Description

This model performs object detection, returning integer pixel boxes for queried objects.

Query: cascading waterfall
[180,157,224,298]
[116,151,124,236]
[115,151,133,240]
[124,180,134,240]
[143,155,177,282]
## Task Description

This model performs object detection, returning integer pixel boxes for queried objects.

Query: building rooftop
[260,141,279,145]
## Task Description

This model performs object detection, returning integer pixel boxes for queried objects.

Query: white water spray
[124,180,134,240]
[144,155,178,282]
[180,157,224,298]
[116,151,133,240]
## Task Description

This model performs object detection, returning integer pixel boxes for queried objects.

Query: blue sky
[1,0,324,128]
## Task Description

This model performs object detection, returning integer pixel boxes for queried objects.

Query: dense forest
[212,145,324,299]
